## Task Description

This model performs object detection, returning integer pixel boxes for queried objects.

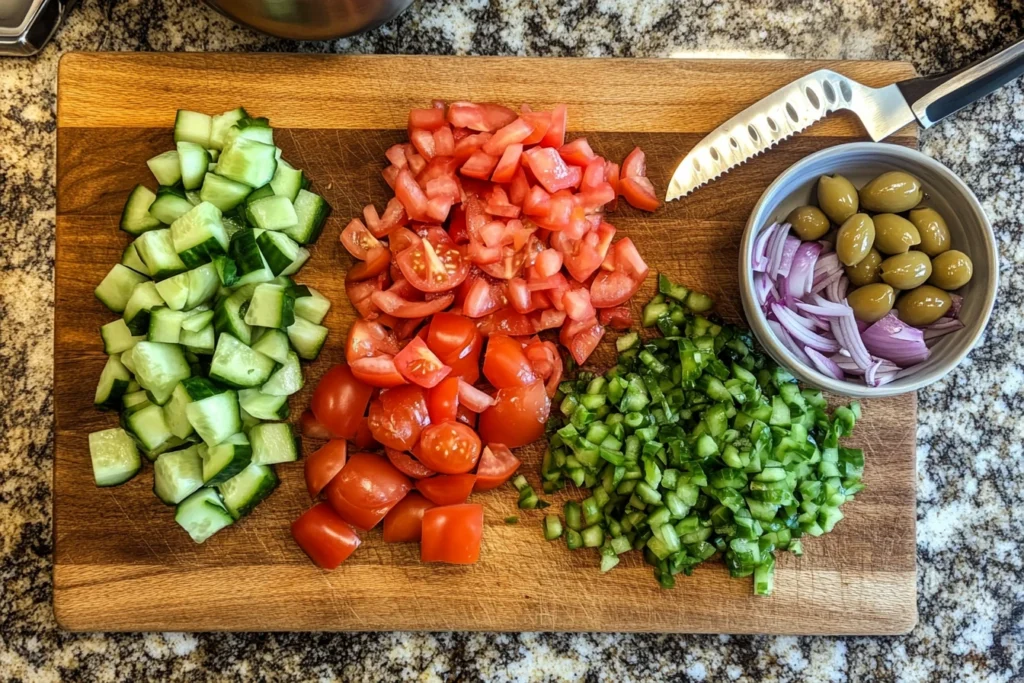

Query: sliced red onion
[786,242,822,299]
[797,298,852,318]
[818,240,834,253]
[824,274,849,302]
[805,347,845,380]
[766,223,791,277]
[813,252,840,280]
[768,319,812,366]
[830,312,873,370]
[861,313,930,365]
[771,304,840,352]
[776,236,801,278]
[754,271,774,306]
[872,369,899,387]
[923,316,965,342]
[804,311,831,331]
[752,223,777,272]
[949,293,963,319]
[831,353,865,375]
[810,267,843,295]
[864,358,883,386]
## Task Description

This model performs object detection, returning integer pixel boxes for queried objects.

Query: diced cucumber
[286,189,331,245]
[119,349,138,374]
[95,264,149,314]
[217,462,278,520]
[182,308,214,332]
[200,432,252,485]
[154,271,191,311]
[147,307,186,343]
[224,117,274,148]
[147,150,182,187]
[213,255,239,287]
[134,229,187,281]
[292,286,331,324]
[176,141,209,191]
[175,488,234,543]
[261,351,303,396]
[185,389,241,447]
[170,202,229,268]
[185,262,221,309]
[242,184,275,217]
[122,389,150,412]
[250,422,299,465]
[127,403,174,453]
[180,324,215,354]
[256,230,306,276]
[88,428,141,487]
[213,288,254,345]
[174,109,212,147]
[243,283,295,329]
[270,159,304,202]
[287,317,329,360]
[131,341,191,403]
[229,229,266,277]
[239,406,261,433]
[153,445,204,505]
[250,328,290,364]
[121,242,151,277]
[209,107,248,150]
[163,382,196,440]
[120,184,163,235]
[124,281,165,334]
[101,318,140,354]
[238,388,290,420]
[148,186,194,224]
[209,334,276,388]
[217,137,277,188]
[246,195,298,231]
[199,172,251,211]
[95,354,133,410]
[181,376,225,400]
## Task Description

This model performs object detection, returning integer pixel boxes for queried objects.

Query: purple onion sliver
[832,313,873,369]
[811,268,843,295]
[805,347,845,380]
[752,223,776,272]
[949,293,963,319]
[813,252,839,279]
[864,358,883,386]
[873,370,899,386]
[767,223,791,277]
[796,298,852,318]
[772,304,841,352]
[777,236,801,279]
[923,318,965,342]
[788,242,821,298]
[861,313,930,365]
[768,319,812,366]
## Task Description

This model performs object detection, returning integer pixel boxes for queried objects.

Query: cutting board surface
[54,54,918,634]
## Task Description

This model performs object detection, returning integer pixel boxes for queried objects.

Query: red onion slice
[776,236,801,278]
[805,347,845,380]
[949,293,963,319]
[830,311,873,370]
[766,223,791,277]
[813,252,840,280]
[786,242,822,299]
[768,319,812,366]
[810,268,844,295]
[861,313,930,365]
[923,316,965,342]
[752,223,777,272]
[771,304,840,352]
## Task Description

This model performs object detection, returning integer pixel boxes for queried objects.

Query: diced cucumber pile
[88,107,334,544]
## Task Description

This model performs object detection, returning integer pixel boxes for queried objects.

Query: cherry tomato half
[305,439,347,499]
[367,385,431,451]
[385,447,437,480]
[416,421,482,474]
[382,492,436,543]
[478,380,551,449]
[483,334,538,388]
[420,504,484,564]
[394,337,452,389]
[291,503,361,569]
[395,232,469,293]
[417,473,477,506]
[326,451,411,511]
[346,320,401,364]
[427,376,460,423]
[474,444,522,491]
[311,364,373,440]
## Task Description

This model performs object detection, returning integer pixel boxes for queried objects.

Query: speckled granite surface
[2,0,1024,680]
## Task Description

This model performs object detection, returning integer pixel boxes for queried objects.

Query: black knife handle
[897,37,1024,128]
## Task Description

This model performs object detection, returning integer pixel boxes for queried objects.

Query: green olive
[896,285,952,326]
[908,207,951,256]
[880,251,932,290]
[873,213,921,255]
[929,250,973,290]
[847,283,896,323]
[845,248,883,287]
[836,213,875,266]
[859,171,923,213]
[786,205,831,241]
[817,174,859,224]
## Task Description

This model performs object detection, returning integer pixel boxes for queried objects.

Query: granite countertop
[3,0,1023,680]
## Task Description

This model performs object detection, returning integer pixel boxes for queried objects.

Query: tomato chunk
[524,147,580,194]
[367,384,430,451]
[426,375,460,423]
[483,334,538,388]
[346,319,401,364]
[394,336,452,388]
[474,444,522,491]
[417,473,477,506]
[300,409,333,441]
[421,504,484,564]
[311,365,373,440]
[305,439,347,499]
[620,176,661,212]
[478,380,550,448]
[457,379,496,412]
[292,503,361,569]
[371,290,454,318]
[385,447,437,480]
[349,355,407,388]
[416,421,482,474]
[383,492,436,542]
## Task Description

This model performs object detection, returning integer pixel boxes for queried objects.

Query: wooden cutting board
[54,54,918,634]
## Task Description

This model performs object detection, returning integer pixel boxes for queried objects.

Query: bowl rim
[739,141,999,398]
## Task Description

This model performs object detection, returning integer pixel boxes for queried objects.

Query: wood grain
[54,54,918,634]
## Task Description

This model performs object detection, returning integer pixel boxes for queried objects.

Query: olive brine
[89,107,332,543]
[753,170,968,386]
[538,276,864,595]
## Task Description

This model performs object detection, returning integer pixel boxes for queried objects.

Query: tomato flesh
[385,447,438,479]
[417,473,477,506]
[291,503,361,569]
[426,376,460,423]
[341,218,382,260]
[474,444,522,491]
[383,492,436,542]
[421,504,484,564]
[305,439,348,499]
[311,364,373,440]
[416,421,482,474]
[393,336,451,388]
[367,384,431,451]
[483,334,538,388]
[478,380,551,448]
[396,233,469,293]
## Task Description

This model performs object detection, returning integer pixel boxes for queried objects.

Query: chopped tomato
[371,290,454,318]
[462,277,503,318]
[490,143,524,183]
[393,337,451,388]
[305,439,348,499]
[620,176,661,212]
[474,444,521,491]
[524,147,580,194]
[311,364,373,440]
[291,503,361,569]
[325,452,411,531]
[346,319,402,364]
[591,238,650,307]
[367,384,430,451]
[349,355,406,388]
[353,417,378,450]
[346,246,392,283]
[461,151,500,179]
[382,492,435,542]
[417,473,477,506]
[394,168,429,220]
[433,127,455,157]
[448,101,517,132]
[599,305,634,330]
[478,380,551,449]
[416,421,482,474]
[483,334,538,388]
[421,504,484,564]
[385,144,408,168]
[560,318,605,365]
[395,232,468,294]
[509,167,530,205]
[563,286,596,321]
[409,108,446,131]
[457,379,496,412]
[621,146,647,179]
[426,376,460,423]
[478,246,527,280]
[427,312,483,383]
[559,138,597,166]
[454,132,492,163]
[530,308,567,332]
[476,308,535,337]
[300,409,333,441]
[541,104,567,148]
[534,249,563,278]
[521,110,552,145]
[456,403,477,428]
[410,128,436,160]
[482,117,535,156]
[341,219,382,260]
[385,447,437,480]
[507,277,531,313]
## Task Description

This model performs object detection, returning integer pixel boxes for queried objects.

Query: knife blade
[666,37,1024,201]
[665,70,915,201]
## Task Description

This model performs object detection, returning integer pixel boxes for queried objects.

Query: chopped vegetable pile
[539,275,865,595]
[89,108,332,543]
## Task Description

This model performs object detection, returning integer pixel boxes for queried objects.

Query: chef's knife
[666,37,1024,200]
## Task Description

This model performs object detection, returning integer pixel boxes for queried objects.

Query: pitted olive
[847,283,896,323]
[896,285,952,326]
[836,213,875,266]
[929,250,973,290]
[908,207,951,257]
[816,174,859,224]
[845,248,883,287]
[873,213,921,255]
[786,205,831,241]
[880,251,932,290]
[859,171,923,213]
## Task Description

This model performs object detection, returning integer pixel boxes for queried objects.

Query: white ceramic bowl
[739,142,998,398]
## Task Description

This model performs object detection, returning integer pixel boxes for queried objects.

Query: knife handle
[897,37,1024,128]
